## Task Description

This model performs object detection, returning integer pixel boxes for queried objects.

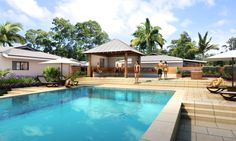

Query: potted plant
[176,67,182,78]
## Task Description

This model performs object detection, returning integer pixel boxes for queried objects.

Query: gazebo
[84,39,143,77]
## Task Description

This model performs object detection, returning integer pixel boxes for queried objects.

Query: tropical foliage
[43,67,60,82]
[131,18,165,54]
[25,18,109,60]
[168,32,198,59]
[223,37,236,51]
[197,32,218,58]
[0,21,26,47]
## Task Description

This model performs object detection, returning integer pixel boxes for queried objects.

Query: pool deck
[1,77,236,141]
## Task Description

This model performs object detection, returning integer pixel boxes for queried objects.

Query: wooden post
[87,54,92,77]
[124,52,128,78]
[137,55,141,65]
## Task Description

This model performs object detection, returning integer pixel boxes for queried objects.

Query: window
[12,61,29,70]
[100,58,105,67]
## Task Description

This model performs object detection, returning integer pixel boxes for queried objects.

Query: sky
[0,0,236,52]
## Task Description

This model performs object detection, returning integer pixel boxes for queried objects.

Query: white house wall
[141,62,183,68]
[0,54,70,76]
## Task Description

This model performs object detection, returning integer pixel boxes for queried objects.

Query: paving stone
[195,120,217,128]
[196,133,223,141]
[223,137,236,141]
[207,127,235,138]
[216,123,236,130]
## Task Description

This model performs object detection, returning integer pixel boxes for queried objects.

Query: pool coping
[0,84,184,141]
[140,89,184,141]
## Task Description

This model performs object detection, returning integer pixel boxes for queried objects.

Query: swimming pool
[0,86,174,141]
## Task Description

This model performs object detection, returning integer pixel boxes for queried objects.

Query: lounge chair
[64,79,79,88]
[37,76,59,87]
[206,77,227,93]
[219,91,236,101]
[207,86,227,93]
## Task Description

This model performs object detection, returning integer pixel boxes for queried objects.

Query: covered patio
[84,39,143,77]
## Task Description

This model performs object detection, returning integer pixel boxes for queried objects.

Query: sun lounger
[65,79,79,88]
[206,86,227,93]
[37,76,59,87]
[219,91,236,101]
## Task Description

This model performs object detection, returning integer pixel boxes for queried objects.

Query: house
[141,55,206,68]
[0,46,71,76]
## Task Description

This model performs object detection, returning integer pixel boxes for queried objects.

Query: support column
[87,54,92,77]
[124,52,128,78]
[137,55,141,65]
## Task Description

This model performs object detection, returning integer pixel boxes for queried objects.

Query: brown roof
[84,39,143,55]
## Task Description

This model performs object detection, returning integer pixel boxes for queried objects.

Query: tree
[168,32,198,59]
[197,31,218,58]
[25,29,54,53]
[0,21,25,47]
[24,17,110,60]
[131,18,165,54]
[74,20,109,50]
[51,17,76,58]
[223,37,236,51]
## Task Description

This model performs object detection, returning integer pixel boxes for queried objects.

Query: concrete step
[182,107,236,117]
[181,113,236,124]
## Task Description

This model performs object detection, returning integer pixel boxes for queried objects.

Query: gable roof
[0,47,60,61]
[84,39,143,55]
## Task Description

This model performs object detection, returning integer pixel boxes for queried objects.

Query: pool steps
[181,102,236,124]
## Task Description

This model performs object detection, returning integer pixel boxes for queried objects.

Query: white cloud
[180,19,193,28]
[204,0,215,7]
[219,7,229,17]
[6,0,51,19]
[230,28,236,34]
[53,0,180,41]
[1,0,218,44]
[213,19,228,27]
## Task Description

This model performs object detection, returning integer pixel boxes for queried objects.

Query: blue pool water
[0,86,174,141]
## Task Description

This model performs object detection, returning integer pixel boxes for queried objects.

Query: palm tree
[131,18,165,54]
[198,31,218,58]
[0,21,26,47]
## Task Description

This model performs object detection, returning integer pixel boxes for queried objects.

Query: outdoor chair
[207,86,228,93]
[206,77,227,93]
[64,79,79,88]
[219,91,236,101]
[37,76,59,87]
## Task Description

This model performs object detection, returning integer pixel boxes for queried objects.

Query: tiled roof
[84,39,143,55]
[0,47,60,60]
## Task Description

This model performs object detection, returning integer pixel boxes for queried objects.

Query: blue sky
[0,0,235,52]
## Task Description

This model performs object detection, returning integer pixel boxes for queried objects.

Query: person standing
[134,61,141,84]
[157,60,163,80]
[163,61,168,80]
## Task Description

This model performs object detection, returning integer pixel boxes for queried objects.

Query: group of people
[156,60,169,80]
[94,60,168,84]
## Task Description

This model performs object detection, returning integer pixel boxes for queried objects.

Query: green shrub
[182,70,191,77]
[0,69,10,77]
[43,67,60,82]
[176,67,181,74]
[70,71,86,81]
[222,65,236,80]
[202,66,221,77]
[0,89,8,96]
